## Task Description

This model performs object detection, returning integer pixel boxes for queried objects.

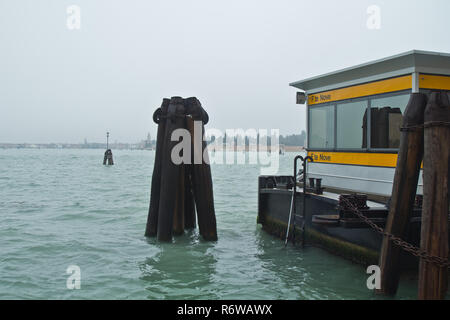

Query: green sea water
[0,149,424,299]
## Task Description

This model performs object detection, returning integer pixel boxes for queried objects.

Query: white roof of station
[290,50,450,94]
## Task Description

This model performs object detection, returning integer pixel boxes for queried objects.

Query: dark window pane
[336,100,367,149]
[309,105,334,149]
[370,94,410,149]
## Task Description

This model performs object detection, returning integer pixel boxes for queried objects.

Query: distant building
[144,132,154,149]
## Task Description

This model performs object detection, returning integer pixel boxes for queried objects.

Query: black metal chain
[340,196,450,268]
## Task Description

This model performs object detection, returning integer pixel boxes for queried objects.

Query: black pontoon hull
[258,183,430,268]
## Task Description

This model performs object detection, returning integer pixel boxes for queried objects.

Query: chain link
[340,196,450,268]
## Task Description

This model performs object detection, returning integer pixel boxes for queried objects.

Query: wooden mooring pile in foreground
[378,91,450,299]
[145,97,217,242]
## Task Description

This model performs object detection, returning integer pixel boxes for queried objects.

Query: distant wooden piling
[103,149,114,165]
[145,99,170,237]
[103,132,114,165]
[418,91,450,300]
[378,93,427,295]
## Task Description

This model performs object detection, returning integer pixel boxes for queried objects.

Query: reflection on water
[253,226,422,300]
[140,232,218,299]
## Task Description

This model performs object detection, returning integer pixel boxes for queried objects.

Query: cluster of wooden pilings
[103,149,114,165]
[378,91,450,299]
[145,97,217,242]
[103,132,114,165]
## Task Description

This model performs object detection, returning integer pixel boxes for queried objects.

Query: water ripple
[0,149,425,300]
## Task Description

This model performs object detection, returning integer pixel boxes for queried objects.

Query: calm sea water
[0,149,421,299]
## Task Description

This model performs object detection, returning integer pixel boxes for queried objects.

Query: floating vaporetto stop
[145,97,217,242]
[257,50,450,299]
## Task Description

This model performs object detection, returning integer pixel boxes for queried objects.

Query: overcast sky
[1,0,450,143]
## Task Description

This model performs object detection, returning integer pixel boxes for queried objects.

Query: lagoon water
[0,149,421,299]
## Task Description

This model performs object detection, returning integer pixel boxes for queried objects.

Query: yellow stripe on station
[308,75,412,106]
[307,151,398,168]
[419,74,450,90]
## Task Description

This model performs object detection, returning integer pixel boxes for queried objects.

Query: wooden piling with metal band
[378,93,428,295]
[186,97,218,241]
[145,99,170,237]
[418,91,450,300]
[157,97,186,241]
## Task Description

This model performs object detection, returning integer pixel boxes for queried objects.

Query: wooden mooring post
[145,99,170,237]
[145,97,217,242]
[378,93,428,295]
[418,91,450,300]
[184,164,197,229]
[186,97,217,241]
[157,97,187,241]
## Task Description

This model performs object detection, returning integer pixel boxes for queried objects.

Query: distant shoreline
[0,143,149,150]
[0,143,305,152]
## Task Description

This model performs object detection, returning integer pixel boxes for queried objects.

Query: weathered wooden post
[186,97,218,241]
[172,165,185,236]
[145,99,170,237]
[157,97,187,241]
[378,93,427,295]
[184,164,197,229]
[418,91,450,300]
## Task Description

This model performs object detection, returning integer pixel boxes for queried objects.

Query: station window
[336,100,368,149]
[309,105,334,149]
[369,94,410,149]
